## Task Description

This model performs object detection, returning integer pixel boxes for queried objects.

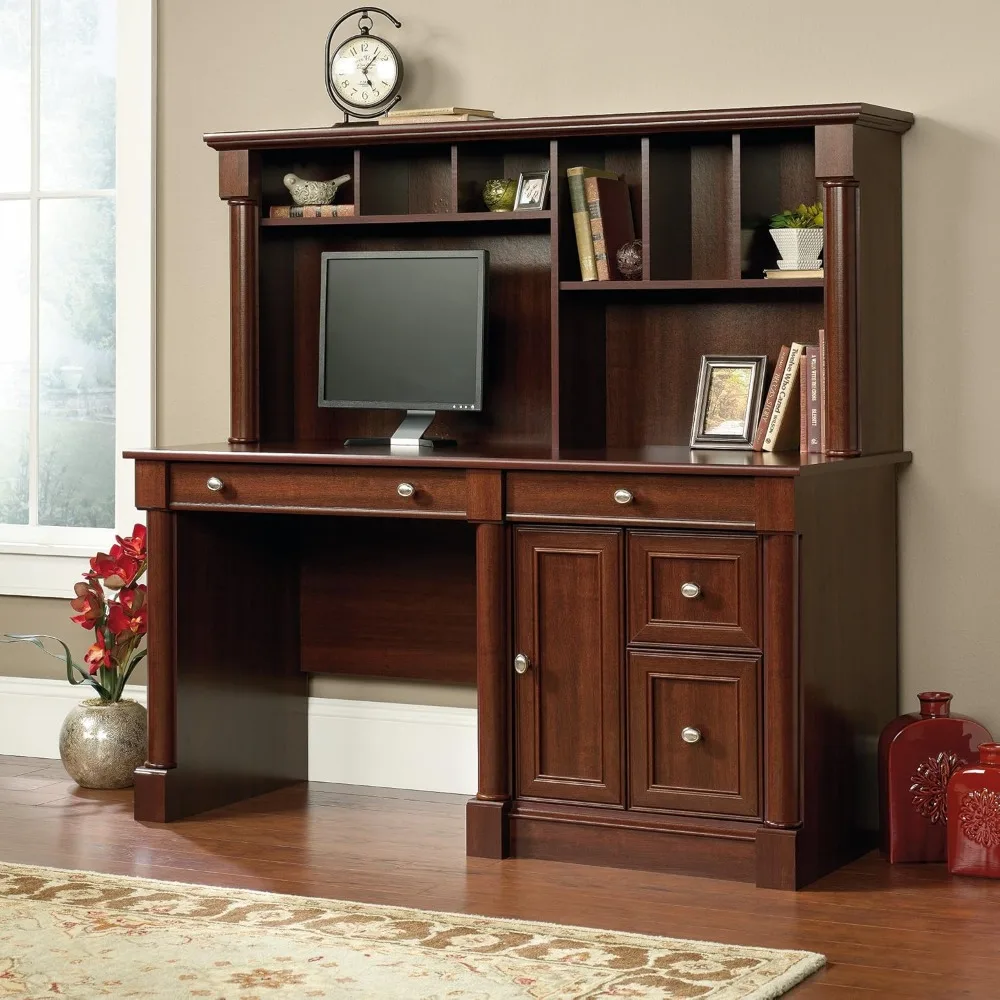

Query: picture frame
[513,170,550,211]
[689,355,768,450]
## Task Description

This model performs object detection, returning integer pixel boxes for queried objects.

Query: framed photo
[513,170,550,211]
[689,355,768,450]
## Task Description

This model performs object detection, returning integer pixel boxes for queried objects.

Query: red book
[752,345,790,451]
[583,176,635,280]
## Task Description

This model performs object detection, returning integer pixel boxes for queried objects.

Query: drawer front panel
[169,464,468,517]
[628,650,760,818]
[506,472,755,528]
[628,532,759,648]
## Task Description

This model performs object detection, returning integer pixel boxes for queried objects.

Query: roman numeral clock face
[331,35,401,111]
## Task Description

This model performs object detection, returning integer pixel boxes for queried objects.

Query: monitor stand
[344,410,458,453]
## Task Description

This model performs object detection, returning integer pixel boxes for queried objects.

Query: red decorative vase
[948,743,1000,878]
[878,692,991,863]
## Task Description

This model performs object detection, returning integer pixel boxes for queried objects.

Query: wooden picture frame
[689,355,768,450]
[513,170,549,211]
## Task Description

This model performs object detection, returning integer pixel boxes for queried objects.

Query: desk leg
[134,511,308,822]
[467,522,511,858]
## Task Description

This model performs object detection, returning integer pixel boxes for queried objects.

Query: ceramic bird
[283,172,351,206]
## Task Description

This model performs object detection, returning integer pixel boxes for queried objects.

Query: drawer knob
[680,582,701,599]
[514,653,530,675]
[206,476,224,492]
[681,727,703,744]
[613,488,634,505]
[396,482,415,498]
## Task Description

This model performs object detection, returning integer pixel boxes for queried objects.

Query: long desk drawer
[505,472,755,528]
[169,463,468,517]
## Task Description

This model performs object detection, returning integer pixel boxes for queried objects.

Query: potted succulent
[769,201,824,270]
[4,524,149,789]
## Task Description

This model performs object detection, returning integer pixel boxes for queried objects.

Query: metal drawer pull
[396,482,415,498]
[613,488,633,505]
[680,582,701,599]
[206,476,224,492]
[514,653,530,675]
[681,727,703,744]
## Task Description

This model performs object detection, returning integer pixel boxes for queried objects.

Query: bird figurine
[283,172,351,206]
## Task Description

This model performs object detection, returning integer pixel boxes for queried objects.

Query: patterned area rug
[0,862,824,998]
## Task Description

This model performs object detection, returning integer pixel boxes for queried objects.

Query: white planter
[769,228,824,270]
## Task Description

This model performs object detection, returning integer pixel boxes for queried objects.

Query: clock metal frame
[325,7,404,123]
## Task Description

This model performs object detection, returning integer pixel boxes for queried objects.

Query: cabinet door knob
[680,582,701,599]
[514,653,530,675]
[681,727,702,744]
[613,488,633,505]
[206,476,224,492]
[396,482,415,498]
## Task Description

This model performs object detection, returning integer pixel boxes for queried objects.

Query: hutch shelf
[128,103,912,890]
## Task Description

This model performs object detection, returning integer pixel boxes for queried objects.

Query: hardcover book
[763,268,823,279]
[378,113,494,124]
[800,347,811,453]
[751,345,790,451]
[806,346,821,453]
[762,343,806,452]
[583,176,635,280]
[269,204,356,218]
[385,106,494,118]
[566,167,619,281]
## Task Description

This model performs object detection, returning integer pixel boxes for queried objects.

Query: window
[0,0,153,597]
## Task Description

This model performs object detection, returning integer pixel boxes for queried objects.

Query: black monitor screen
[319,250,487,411]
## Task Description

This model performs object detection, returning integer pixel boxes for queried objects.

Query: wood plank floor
[1,755,997,998]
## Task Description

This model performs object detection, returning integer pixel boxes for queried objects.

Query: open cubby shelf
[213,105,908,458]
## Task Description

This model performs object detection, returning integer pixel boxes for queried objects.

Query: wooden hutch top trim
[204,102,914,151]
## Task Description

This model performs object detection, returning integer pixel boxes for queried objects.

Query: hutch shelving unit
[128,103,912,889]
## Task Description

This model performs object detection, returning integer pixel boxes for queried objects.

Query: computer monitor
[318,249,488,449]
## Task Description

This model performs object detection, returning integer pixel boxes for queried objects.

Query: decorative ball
[616,240,643,279]
[482,178,518,212]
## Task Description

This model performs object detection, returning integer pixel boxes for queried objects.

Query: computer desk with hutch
[127,103,913,890]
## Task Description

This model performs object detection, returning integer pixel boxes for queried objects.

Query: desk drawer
[169,463,468,517]
[505,472,755,528]
[628,532,759,648]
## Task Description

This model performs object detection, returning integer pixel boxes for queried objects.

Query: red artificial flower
[107,585,148,638]
[84,631,111,675]
[69,579,105,630]
[115,524,147,561]
[90,548,140,589]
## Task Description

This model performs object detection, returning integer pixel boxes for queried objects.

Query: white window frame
[0,0,156,598]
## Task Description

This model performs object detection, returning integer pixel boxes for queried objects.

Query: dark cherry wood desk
[127,443,909,890]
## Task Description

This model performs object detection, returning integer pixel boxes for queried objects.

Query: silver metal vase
[59,699,148,789]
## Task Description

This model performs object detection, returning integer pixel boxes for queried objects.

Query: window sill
[0,548,93,599]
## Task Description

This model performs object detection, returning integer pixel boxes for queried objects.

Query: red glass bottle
[948,743,1000,878]
[878,692,991,863]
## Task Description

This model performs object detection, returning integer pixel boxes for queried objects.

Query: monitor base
[344,410,458,453]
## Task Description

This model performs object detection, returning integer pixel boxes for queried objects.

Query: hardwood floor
[1,754,996,998]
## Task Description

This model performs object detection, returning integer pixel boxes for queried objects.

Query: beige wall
[3,0,999,729]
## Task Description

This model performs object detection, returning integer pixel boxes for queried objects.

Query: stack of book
[763,267,823,279]
[378,106,495,125]
[269,204,355,219]
[566,167,635,281]
[752,334,826,453]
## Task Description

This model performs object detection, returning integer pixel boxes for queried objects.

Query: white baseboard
[0,678,477,795]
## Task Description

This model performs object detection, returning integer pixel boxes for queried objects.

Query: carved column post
[218,150,261,445]
[143,509,177,771]
[822,179,860,457]
[762,532,800,829]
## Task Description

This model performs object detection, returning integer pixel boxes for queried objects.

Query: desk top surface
[126,443,912,479]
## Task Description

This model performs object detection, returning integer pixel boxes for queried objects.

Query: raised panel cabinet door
[627,650,760,817]
[514,527,624,806]
[628,532,759,648]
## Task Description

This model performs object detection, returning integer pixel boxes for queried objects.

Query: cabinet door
[628,650,759,817]
[514,527,623,805]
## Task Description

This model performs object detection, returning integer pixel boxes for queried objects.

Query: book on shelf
[582,175,635,281]
[565,167,619,281]
[762,342,806,452]
[752,345,790,451]
[806,343,822,453]
[763,268,823,279]
[800,347,811,453]
[385,106,494,118]
[816,329,827,454]
[378,113,494,124]
[269,204,355,219]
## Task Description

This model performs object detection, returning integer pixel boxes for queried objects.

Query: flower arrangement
[769,201,824,229]
[4,524,148,703]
